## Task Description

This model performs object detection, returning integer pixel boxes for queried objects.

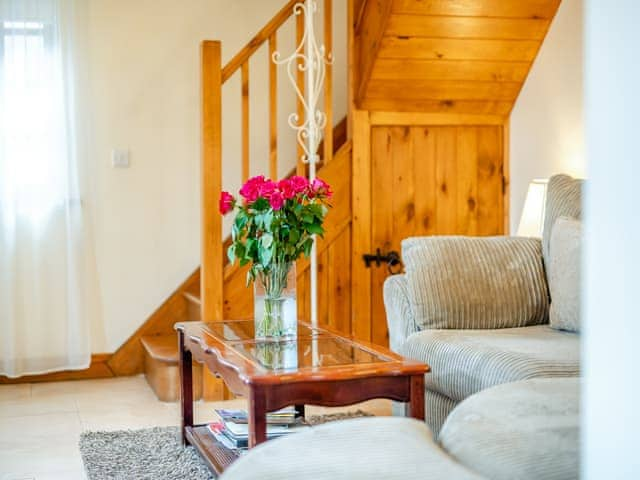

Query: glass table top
[230,336,391,371]
[201,320,394,372]
[202,320,319,342]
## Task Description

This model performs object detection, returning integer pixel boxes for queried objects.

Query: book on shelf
[215,407,299,425]
[207,407,309,450]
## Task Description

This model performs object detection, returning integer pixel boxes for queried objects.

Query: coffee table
[176,320,429,475]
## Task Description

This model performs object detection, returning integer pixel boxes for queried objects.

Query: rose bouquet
[219,174,332,339]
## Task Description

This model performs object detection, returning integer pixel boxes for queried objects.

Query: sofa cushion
[548,217,582,332]
[439,378,579,480]
[542,174,583,266]
[401,236,548,330]
[220,417,482,480]
[402,325,580,401]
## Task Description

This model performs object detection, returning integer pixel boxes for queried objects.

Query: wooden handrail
[221,0,299,83]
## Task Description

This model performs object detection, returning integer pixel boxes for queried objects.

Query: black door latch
[363,249,402,274]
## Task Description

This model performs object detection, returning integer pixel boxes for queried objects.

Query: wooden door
[366,125,505,346]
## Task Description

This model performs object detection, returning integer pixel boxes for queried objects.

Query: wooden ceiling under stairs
[354,0,561,114]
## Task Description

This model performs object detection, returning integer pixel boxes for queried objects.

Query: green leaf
[307,223,324,236]
[260,246,273,266]
[252,198,269,211]
[302,214,314,224]
[288,229,300,244]
[308,203,323,219]
[261,233,273,249]
[227,244,236,264]
[302,238,313,257]
[264,211,274,230]
[234,242,246,262]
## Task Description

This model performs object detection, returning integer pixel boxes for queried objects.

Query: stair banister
[200,0,336,325]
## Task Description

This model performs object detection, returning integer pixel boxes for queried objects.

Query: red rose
[277,178,296,200]
[311,177,332,197]
[269,191,285,210]
[219,191,235,214]
[289,175,309,194]
[239,175,265,203]
[259,180,278,198]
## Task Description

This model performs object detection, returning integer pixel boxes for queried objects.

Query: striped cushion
[383,274,418,353]
[402,325,580,401]
[425,389,459,437]
[542,174,583,265]
[401,236,549,330]
[439,378,579,480]
[220,417,482,480]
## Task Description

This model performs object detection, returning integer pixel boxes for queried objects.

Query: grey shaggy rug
[79,410,373,480]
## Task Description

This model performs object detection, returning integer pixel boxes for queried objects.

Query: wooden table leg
[406,374,425,421]
[248,387,267,447]
[179,330,194,445]
[294,404,305,419]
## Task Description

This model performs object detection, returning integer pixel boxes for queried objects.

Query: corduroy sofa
[384,174,583,434]
[221,174,583,480]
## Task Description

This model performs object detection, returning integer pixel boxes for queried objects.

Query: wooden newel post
[201,40,224,324]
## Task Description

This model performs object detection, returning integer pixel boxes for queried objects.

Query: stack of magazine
[207,407,308,451]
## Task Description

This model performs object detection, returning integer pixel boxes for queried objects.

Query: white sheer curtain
[0,0,96,377]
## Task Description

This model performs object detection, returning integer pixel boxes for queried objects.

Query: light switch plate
[111,149,130,168]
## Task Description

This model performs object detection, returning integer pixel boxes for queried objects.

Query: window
[0,18,67,223]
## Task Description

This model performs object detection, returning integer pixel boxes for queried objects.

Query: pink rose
[311,177,332,197]
[259,180,278,198]
[269,191,285,210]
[239,175,266,203]
[289,175,309,194]
[277,178,297,200]
[219,191,235,214]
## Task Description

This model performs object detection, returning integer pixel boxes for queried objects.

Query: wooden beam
[347,0,355,140]
[351,110,372,342]
[390,0,561,19]
[503,119,511,234]
[241,61,250,183]
[385,14,551,40]
[360,97,513,115]
[269,34,278,179]
[201,41,224,323]
[296,10,306,175]
[369,111,506,126]
[355,0,392,106]
[377,37,540,62]
[323,0,334,164]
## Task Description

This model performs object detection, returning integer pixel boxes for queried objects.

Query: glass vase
[254,262,297,340]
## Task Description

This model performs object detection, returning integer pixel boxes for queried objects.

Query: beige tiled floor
[0,375,391,480]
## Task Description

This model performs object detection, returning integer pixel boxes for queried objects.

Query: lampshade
[517,179,549,237]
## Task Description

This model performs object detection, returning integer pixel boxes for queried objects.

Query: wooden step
[141,334,203,402]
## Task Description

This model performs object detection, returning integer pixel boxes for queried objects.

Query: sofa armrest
[383,274,418,353]
[398,236,549,331]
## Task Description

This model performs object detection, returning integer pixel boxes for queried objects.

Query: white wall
[509,0,585,233]
[583,1,640,477]
[85,0,347,352]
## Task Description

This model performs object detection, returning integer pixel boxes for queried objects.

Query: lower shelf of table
[185,425,241,475]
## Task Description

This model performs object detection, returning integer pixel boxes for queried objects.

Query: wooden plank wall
[351,110,507,347]
[368,122,504,345]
